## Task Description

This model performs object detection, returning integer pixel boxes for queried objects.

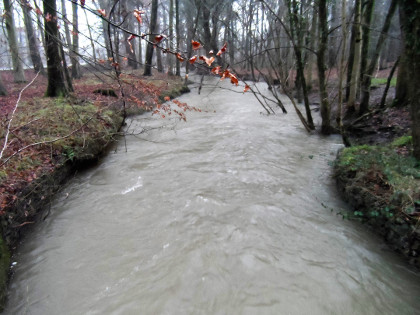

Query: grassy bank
[0,69,188,310]
[334,136,420,266]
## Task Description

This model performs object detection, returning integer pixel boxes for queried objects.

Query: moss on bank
[334,136,420,266]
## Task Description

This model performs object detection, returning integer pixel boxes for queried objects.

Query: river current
[5,77,420,314]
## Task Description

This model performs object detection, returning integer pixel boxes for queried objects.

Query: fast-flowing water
[5,77,420,314]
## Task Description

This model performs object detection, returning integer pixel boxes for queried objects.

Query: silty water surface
[5,77,420,314]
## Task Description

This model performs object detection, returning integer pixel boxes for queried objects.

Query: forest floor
[0,67,188,308]
[308,68,420,268]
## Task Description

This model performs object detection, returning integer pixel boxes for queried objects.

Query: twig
[0,71,40,161]
[13,221,35,228]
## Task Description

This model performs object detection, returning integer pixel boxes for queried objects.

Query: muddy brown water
[4,77,420,314]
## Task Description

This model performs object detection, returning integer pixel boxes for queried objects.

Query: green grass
[371,77,397,88]
[336,136,420,217]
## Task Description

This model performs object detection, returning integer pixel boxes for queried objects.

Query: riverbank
[0,68,188,309]
[303,67,420,267]
[323,84,420,267]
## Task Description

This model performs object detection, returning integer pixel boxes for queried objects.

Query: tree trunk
[328,0,340,68]
[175,0,181,76]
[317,0,331,134]
[33,0,47,52]
[144,0,158,76]
[21,0,45,74]
[83,9,97,62]
[121,0,138,69]
[400,0,420,159]
[59,34,74,92]
[0,74,7,96]
[96,0,112,60]
[286,0,315,129]
[44,0,67,97]
[71,1,81,78]
[156,39,164,72]
[307,7,317,89]
[61,0,72,49]
[168,0,174,75]
[3,0,26,83]
[337,0,347,131]
[359,0,375,94]
[137,22,143,64]
[359,0,398,115]
[347,0,362,112]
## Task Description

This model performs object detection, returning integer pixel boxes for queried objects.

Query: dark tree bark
[121,0,138,69]
[44,0,67,97]
[347,0,362,111]
[380,57,399,108]
[399,0,420,159]
[359,0,375,93]
[71,1,81,79]
[168,0,174,75]
[175,0,181,76]
[96,0,112,60]
[286,0,315,130]
[0,75,7,96]
[3,0,26,83]
[21,0,45,74]
[346,2,357,101]
[317,0,332,134]
[359,0,398,115]
[144,0,158,76]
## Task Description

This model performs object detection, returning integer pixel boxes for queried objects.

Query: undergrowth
[336,136,420,220]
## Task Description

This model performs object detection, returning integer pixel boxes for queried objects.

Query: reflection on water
[5,77,420,314]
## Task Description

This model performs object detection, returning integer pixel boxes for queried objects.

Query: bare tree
[144,0,159,76]
[44,0,67,96]
[3,0,26,82]
[21,0,45,74]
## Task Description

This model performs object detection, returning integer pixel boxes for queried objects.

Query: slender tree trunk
[286,0,314,129]
[144,0,158,76]
[33,0,46,52]
[3,0,26,83]
[359,0,398,114]
[307,7,317,89]
[96,0,112,60]
[175,0,181,76]
[121,0,138,69]
[0,75,7,96]
[359,0,375,93]
[184,1,201,84]
[317,0,331,134]
[156,29,164,73]
[337,0,347,129]
[71,1,81,78]
[44,0,67,96]
[168,0,174,75]
[347,0,362,112]
[59,34,74,92]
[346,3,357,101]
[21,0,45,74]
[84,9,97,62]
[328,0,340,68]
[137,22,143,64]
[380,57,399,108]
[61,0,72,48]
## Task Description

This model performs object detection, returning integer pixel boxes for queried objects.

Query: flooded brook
[5,77,420,314]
